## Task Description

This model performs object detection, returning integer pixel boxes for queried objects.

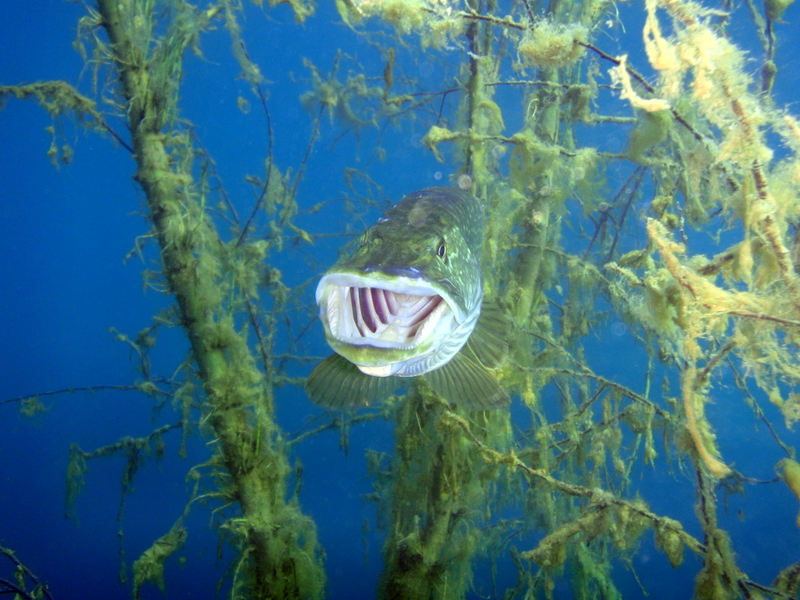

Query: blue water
[2,1,800,599]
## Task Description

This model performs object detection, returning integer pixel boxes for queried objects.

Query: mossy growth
[336,0,465,48]
[132,518,187,599]
[627,109,672,163]
[765,0,797,21]
[654,517,685,568]
[86,0,327,597]
[7,0,800,597]
[517,21,588,69]
[777,457,800,526]
[377,383,512,600]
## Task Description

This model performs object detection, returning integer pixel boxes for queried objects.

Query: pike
[306,186,509,410]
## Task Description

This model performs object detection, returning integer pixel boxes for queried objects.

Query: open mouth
[325,284,451,348]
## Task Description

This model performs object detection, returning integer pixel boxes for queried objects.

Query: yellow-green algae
[3,0,800,598]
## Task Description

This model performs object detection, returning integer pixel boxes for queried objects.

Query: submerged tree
[4,1,326,597]
[2,0,800,598]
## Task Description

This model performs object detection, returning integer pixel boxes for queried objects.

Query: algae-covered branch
[91,0,326,597]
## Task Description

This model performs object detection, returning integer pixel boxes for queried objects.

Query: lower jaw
[356,363,399,377]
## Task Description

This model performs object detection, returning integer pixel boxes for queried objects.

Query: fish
[305,186,510,411]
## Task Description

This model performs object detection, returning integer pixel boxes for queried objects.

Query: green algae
[3,0,800,598]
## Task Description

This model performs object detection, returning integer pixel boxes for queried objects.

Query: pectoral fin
[306,353,400,410]
[464,299,509,369]
[424,351,510,410]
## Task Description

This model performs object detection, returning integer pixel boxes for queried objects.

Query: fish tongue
[393,292,418,304]
[378,325,403,342]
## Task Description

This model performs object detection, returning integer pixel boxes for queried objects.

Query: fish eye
[436,240,446,259]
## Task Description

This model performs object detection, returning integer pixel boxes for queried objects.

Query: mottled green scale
[335,187,483,317]
[387,186,484,253]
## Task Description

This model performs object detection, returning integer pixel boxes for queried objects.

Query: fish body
[307,186,508,410]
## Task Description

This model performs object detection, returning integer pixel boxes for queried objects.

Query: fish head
[316,187,483,376]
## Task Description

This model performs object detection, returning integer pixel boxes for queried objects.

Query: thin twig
[1,545,55,600]
[0,384,172,407]
[237,83,274,248]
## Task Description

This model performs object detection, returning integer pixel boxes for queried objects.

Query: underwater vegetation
[2,0,800,598]
[307,185,511,410]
